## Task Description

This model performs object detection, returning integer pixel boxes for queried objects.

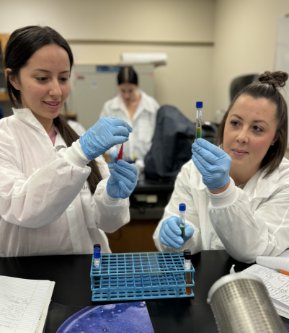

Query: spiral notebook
[0,275,55,333]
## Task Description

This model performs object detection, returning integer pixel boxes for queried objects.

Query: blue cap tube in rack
[184,250,192,295]
[196,101,203,139]
[93,244,101,268]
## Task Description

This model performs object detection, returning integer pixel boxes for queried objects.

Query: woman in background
[154,71,289,263]
[0,25,137,257]
[100,66,159,169]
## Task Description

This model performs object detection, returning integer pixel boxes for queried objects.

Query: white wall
[1,0,289,123]
[212,0,289,114]
[0,0,215,122]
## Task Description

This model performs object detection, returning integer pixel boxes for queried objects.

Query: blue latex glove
[79,117,132,160]
[192,138,231,190]
[159,216,194,248]
[107,160,138,199]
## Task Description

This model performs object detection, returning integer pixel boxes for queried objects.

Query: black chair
[230,73,259,101]
[144,105,218,181]
[144,105,195,181]
[202,121,219,144]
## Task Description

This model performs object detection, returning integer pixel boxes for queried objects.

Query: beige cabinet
[107,219,158,253]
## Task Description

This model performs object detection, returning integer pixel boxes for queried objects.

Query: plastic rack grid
[90,251,195,302]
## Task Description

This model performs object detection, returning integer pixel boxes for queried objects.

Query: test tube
[93,244,101,269]
[196,101,203,139]
[179,203,186,238]
[117,144,124,160]
[184,250,192,295]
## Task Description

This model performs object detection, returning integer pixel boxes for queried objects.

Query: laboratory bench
[0,250,288,332]
[107,178,175,252]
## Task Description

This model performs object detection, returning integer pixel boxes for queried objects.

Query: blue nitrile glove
[159,216,194,248]
[107,160,138,199]
[79,117,132,160]
[192,138,231,190]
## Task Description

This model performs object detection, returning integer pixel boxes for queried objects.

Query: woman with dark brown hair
[154,71,289,263]
[100,65,159,166]
[0,25,137,257]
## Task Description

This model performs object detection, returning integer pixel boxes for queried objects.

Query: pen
[256,255,289,273]
[117,144,124,160]
[278,269,289,276]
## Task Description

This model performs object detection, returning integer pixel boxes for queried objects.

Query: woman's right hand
[79,117,132,160]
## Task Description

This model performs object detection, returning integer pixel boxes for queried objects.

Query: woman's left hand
[107,160,138,198]
[192,138,231,190]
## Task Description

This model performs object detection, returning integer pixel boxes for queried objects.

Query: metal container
[207,272,287,333]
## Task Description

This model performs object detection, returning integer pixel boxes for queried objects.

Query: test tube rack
[90,251,195,302]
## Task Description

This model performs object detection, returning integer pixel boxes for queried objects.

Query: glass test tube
[196,101,203,139]
[179,203,186,238]
[93,244,101,269]
[184,250,192,295]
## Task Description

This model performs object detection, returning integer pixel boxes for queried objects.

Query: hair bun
[258,71,288,88]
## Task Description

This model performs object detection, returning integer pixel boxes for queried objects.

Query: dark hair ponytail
[54,116,102,193]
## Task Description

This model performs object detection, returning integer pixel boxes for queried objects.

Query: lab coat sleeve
[208,178,289,263]
[0,141,90,228]
[153,162,202,253]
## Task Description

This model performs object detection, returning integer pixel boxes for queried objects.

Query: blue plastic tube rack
[90,251,195,302]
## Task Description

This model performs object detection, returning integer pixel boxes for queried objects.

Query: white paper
[0,275,55,333]
[243,264,289,319]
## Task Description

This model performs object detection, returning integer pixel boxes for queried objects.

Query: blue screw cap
[94,244,101,258]
[179,203,186,212]
[196,101,203,109]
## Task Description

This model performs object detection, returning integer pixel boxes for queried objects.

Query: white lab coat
[100,90,159,161]
[153,159,289,263]
[0,108,130,257]
[67,119,86,135]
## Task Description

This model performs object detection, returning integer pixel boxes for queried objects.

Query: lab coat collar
[111,95,127,113]
[13,108,48,135]
[111,90,156,114]
[137,91,158,113]
[244,161,287,199]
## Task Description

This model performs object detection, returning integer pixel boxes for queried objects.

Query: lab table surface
[0,250,288,332]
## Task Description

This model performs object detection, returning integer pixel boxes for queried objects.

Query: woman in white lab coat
[99,66,159,166]
[0,25,138,257]
[153,71,289,263]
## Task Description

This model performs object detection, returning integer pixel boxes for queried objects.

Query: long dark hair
[117,65,138,85]
[4,25,101,193]
[218,71,288,176]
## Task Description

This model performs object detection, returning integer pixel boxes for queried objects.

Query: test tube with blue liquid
[179,203,186,238]
[196,101,203,139]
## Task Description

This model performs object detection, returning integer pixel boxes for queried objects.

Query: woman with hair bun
[154,71,289,263]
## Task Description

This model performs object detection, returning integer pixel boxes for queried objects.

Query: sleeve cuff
[208,179,239,208]
[95,178,127,205]
[62,140,90,168]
